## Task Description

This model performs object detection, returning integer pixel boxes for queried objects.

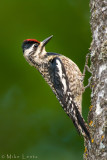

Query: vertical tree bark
[84,0,107,159]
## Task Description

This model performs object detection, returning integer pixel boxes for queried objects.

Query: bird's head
[22,35,53,65]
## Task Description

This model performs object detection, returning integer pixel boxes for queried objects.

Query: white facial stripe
[56,59,67,94]
[24,45,34,57]
[33,42,46,58]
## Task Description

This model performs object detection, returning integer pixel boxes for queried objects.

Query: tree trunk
[84,0,107,159]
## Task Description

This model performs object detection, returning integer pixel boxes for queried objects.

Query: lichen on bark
[84,0,107,160]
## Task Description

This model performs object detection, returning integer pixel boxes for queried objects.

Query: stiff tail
[65,100,91,140]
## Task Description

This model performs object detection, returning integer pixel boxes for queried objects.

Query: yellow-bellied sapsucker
[22,35,90,140]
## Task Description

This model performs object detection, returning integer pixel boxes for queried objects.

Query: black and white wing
[49,57,69,106]
[49,57,90,140]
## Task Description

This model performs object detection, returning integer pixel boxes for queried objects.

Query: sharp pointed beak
[41,35,53,47]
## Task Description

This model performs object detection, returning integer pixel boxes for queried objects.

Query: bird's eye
[34,43,38,48]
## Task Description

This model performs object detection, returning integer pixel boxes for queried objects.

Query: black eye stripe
[22,41,39,53]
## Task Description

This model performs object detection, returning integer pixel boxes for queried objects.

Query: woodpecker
[22,35,90,140]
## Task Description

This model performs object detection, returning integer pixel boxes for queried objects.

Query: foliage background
[0,0,91,159]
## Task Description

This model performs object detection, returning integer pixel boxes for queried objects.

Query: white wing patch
[56,59,67,94]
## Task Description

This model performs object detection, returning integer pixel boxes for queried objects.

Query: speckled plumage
[22,36,90,140]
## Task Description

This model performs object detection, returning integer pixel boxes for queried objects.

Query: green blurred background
[0,0,91,159]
